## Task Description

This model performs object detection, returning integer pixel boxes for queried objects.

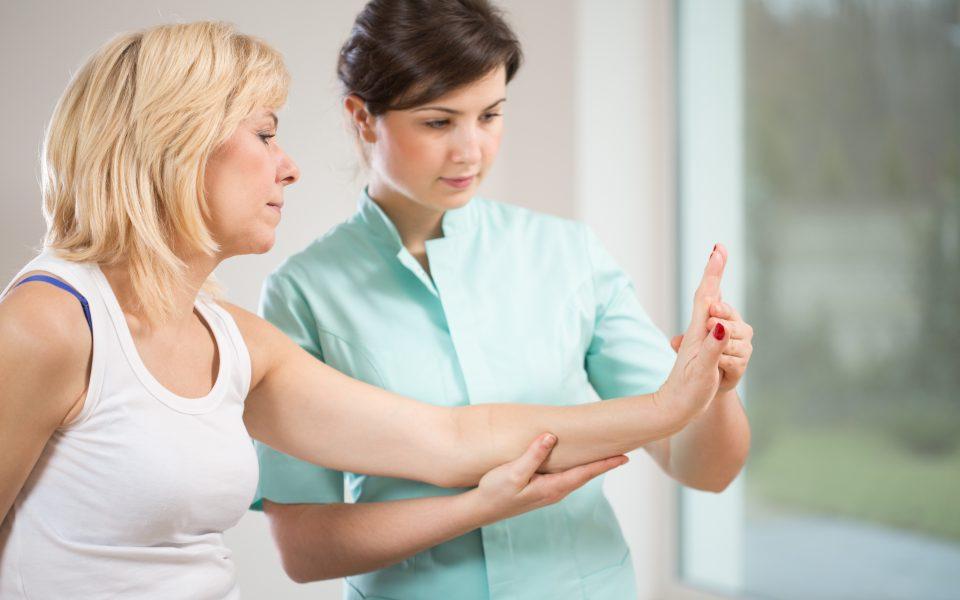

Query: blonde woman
[0,21,732,599]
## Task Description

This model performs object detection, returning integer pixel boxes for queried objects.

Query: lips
[440,175,476,189]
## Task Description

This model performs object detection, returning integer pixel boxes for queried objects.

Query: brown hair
[337,0,522,115]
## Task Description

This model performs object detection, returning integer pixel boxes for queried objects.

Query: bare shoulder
[216,300,293,386]
[0,274,92,425]
[217,300,261,330]
[0,274,92,366]
[216,299,282,345]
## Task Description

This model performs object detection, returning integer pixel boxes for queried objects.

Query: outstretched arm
[235,250,730,489]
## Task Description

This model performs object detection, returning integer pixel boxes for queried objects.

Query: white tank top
[0,250,258,599]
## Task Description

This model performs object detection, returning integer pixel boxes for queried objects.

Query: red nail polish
[713,322,725,340]
[712,244,718,254]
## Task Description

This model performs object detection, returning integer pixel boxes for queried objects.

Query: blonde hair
[41,21,289,324]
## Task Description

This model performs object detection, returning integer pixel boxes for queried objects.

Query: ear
[344,95,377,144]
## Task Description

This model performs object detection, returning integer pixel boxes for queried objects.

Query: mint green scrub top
[252,191,675,600]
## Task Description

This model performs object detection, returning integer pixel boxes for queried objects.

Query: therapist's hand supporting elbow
[264,433,627,583]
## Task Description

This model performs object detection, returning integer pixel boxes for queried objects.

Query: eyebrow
[411,98,507,115]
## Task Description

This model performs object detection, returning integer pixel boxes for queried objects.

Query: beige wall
[0,2,676,598]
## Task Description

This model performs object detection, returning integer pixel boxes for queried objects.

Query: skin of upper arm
[219,300,462,486]
[0,282,91,525]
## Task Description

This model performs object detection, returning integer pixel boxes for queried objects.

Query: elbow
[284,564,316,585]
[278,548,332,584]
[704,428,752,494]
[699,474,737,494]
[685,470,738,494]
[275,543,318,584]
[693,452,749,494]
[425,462,479,489]
[264,504,330,584]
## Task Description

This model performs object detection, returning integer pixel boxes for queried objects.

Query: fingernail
[713,322,725,340]
[543,434,557,447]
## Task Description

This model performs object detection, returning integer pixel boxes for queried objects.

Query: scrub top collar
[357,187,477,296]
[357,187,478,253]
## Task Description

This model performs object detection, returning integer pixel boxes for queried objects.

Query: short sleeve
[251,442,345,510]
[250,271,345,510]
[582,226,676,400]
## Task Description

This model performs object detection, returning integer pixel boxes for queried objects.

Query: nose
[277,148,300,186]
[450,124,482,166]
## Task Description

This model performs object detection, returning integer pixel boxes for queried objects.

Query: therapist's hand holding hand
[470,433,628,525]
[656,244,732,419]
[671,302,754,393]
[668,244,754,394]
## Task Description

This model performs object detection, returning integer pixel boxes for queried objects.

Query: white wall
[0,2,676,598]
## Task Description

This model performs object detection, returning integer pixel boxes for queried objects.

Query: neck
[367,179,445,252]
[101,251,220,330]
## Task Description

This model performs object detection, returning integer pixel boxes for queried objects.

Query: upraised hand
[472,433,628,525]
[668,244,754,394]
[656,244,733,418]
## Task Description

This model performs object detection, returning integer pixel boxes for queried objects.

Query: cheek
[483,130,503,167]
[381,128,443,181]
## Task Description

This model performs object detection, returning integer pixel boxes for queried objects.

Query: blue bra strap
[14,275,93,333]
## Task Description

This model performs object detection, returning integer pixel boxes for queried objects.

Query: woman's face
[204,108,300,257]
[366,66,507,212]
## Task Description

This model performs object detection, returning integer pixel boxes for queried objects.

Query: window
[677,1,960,598]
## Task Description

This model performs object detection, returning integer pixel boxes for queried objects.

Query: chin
[240,230,277,255]
[436,188,476,210]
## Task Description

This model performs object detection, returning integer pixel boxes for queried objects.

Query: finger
[546,455,629,494]
[696,321,732,372]
[719,355,746,378]
[670,335,683,353]
[510,433,557,483]
[715,243,729,273]
[720,339,752,359]
[706,317,741,339]
[706,317,754,342]
[723,301,742,323]
[687,245,727,338]
[708,301,741,323]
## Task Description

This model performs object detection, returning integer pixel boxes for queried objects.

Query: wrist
[457,488,499,529]
[651,385,697,432]
[714,386,739,402]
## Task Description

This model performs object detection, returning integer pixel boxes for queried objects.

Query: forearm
[265,492,492,582]
[246,328,692,489]
[447,391,691,487]
[242,302,704,489]
[656,389,751,492]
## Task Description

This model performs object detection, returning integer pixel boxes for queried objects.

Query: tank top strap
[12,275,92,332]
[196,296,253,402]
